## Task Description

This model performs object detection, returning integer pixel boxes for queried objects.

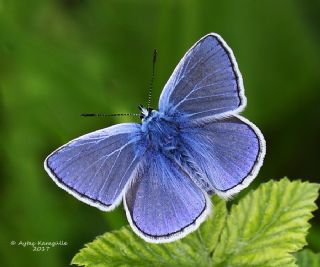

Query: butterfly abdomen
[167,147,214,195]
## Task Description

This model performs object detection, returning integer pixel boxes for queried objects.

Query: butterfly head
[138,105,153,120]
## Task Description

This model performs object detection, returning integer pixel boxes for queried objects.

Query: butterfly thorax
[140,110,213,193]
[141,110,181,153]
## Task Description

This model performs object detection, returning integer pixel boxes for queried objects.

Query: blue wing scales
[44,123,144,211]
[180,115,265,198]
[159,33,246,121]
[124,151,210,242]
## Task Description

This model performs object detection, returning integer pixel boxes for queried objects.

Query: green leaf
[213,178,320,267]
[72,179,319,267]
[71,196,227,267]
[72,226,209,267]
[295,249,320,267]
[198,195,227,253]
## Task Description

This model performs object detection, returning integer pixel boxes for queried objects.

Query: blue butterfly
[44,33,266,243]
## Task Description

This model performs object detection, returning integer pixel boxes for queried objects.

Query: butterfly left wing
[124,151,210,243]
[159,33,245,121]
[180,115,265,198]
[44,123,144,211]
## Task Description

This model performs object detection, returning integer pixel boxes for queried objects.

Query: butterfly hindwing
[44,123,144,211]
[124,150,210,243]
[159,33,246,121]
[180,115,265,198]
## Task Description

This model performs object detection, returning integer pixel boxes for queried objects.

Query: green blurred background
[1,0,319,266]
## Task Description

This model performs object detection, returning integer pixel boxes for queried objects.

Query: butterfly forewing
[159,33,246,121]
[45,123,144,211]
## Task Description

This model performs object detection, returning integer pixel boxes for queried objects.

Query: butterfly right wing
[159,33,246,121]
[44,123,144,211]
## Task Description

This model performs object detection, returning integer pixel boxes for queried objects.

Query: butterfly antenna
[81,113,140,117]
[147,49,157,109]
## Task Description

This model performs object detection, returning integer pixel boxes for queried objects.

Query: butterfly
[44,33,266,243]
